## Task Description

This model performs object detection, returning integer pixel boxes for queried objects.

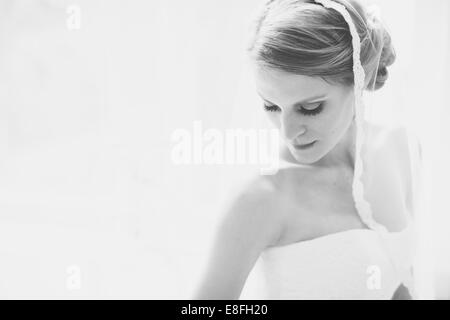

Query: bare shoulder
[367,122,406,147]
[220,174,285,249]
[367,122,412,164]
[194,175,284,299]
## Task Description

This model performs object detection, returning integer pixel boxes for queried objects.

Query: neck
[316,118,357,170]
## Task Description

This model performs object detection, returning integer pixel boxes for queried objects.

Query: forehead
[253,66,333,101]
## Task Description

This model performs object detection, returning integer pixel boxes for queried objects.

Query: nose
[280,111,307,142]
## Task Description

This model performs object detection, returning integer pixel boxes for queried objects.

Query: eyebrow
[258,93,327,107]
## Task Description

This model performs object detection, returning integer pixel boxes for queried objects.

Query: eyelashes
[263,103,324,116]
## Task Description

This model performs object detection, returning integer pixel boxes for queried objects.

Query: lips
[293,140,317,150]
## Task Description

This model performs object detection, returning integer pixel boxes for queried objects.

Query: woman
[194,0,421,299]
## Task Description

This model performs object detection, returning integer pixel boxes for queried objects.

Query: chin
[292,155,319,165]
[287,147,321,165]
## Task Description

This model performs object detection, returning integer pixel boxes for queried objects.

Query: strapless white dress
[256,220,417,299]
[242,125,422,300]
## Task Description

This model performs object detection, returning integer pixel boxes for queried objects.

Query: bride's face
[253,66,355,165]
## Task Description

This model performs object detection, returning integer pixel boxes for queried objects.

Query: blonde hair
[247,0,396,91]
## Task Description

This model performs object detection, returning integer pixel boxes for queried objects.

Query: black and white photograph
[0,0,449,301]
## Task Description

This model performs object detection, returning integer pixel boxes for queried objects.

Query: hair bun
[368,11,396,90]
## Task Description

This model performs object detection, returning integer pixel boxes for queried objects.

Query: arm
[193,178,283,300]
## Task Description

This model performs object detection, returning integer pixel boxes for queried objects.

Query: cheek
[319,103,351,138]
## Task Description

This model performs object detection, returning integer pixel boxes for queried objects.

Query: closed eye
[263,102,324,116]
[263,104,281,113]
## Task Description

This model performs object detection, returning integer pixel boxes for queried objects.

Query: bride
[194,0,421,299]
